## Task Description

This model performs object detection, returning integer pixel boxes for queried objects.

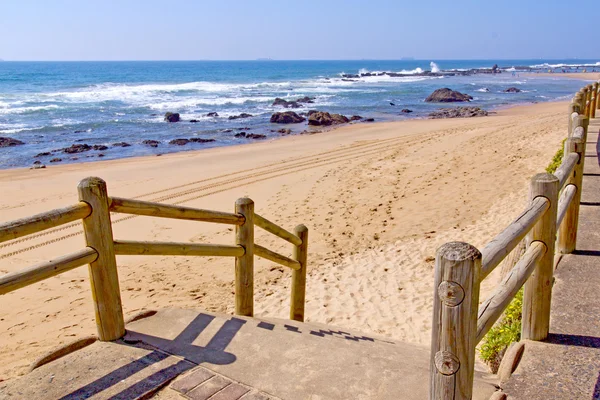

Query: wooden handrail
[113,240,245,257]
[0,247,98,295]
[109,197,244,225]
[480,196,549,279]
[476,241,546,343]
[0,202,91,244]
[557,184,577,228]
[254,213,302,246]
[554,153,579,190]
[254,244,301,270]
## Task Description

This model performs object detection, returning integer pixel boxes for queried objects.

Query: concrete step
[0,308,498,399]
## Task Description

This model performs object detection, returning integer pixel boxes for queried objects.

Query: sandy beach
[524,72,600,81]
[0,100,571,381]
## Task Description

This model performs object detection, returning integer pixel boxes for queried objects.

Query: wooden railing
[0,177,308,341]
[430,83,596,399]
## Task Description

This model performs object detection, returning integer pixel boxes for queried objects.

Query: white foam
[529,62,600,69]
[0,105,60,115]
[430,62,440,73]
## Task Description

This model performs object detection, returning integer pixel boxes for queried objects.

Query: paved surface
[0,308,499,399]
[502,116,600,399]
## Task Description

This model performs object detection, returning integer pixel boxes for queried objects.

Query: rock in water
[428,107,488,119]
[425,88,473,102]
[308,111,349,126]
[0,137,25,147]
[270,111,306,124]
[504,87,522,93]
[400,109,413,113]
[189,138,216,143]
[169,139,190,145]
[142,140,160,147]
[349,115,363,121]
[228,113,253,120]
[206,112,219,117]
[164,112,180,122]
[296,96,315,103]
[112,142,131,147]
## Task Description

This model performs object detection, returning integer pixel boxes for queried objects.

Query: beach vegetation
[479,138,565,373]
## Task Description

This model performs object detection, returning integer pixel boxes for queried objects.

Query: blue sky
[0,0,596,61]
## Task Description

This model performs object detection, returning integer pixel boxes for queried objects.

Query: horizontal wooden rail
[254,214,302,246]
[0,202,91,244]
[480,197,549,279]
[557,184,577,228]
[109,197,245,225]
[476,241,546,344]
[254,244,301,270]
[554,153,579,190]
[0,247,98,295]
[113,240,245,257]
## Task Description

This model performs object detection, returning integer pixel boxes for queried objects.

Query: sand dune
[0,101,569,380]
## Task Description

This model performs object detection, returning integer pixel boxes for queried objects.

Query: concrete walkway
[502,117,600,399]
[0,308,499,399]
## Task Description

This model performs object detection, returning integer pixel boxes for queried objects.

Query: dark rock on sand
[350,115,363,121]
[206,112,219,117]
[228,113,253,120]
[363,118,375,122]
[428,106,488,119]
[0,137,25,147]
[189,138,216,143]
[164,112,180,122]
[504,87,522,93]
[50,158,62,163]
[308,111,349,126]
[112,142,131,147]
[270,111,306,124]
[278,128,292,135]
[169,139,190,145]
[400,109,413,113]
[425,88,472,102]
[142,140,160,147]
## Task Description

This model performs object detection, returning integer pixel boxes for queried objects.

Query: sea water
[0,59,596,169]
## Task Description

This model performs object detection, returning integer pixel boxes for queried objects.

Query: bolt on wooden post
[558,126,587,254]
[290,224,308,322]
[235,198,254,316]
[522,173,558,341]
[77,177,125,341]
[430,242,481,400]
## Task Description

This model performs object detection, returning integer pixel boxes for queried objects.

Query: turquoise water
[0,59,596,169]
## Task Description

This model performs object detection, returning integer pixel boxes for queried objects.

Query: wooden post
[430,242,481,400]
[592,96,597,119]
[568,103,580,135]
[290,224,308,322]
[558,126,587,254]
[522,173,558,341]
[77,177,124,341]
[235,198,254,316]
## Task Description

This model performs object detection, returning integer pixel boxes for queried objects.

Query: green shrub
[479,139,565,372]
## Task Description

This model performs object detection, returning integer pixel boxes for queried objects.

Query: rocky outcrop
[277,128,292,135]
[112,142,131,147]
[189,119,199,123]
[363,118,375,122]
[0,137,25,147]
[400,109,413,113]
[350,115,362,121]
[504,87,522,93]
[189,138,216,143]
[273,98,302,108]
[169,139,189,145]
[58,144,107,154]
[307,111,349,126]
[50,158,62,163]
[142,140,160,147]
[234,132,266,139]
[428,107,488,119]
[270,111,306,124]
[425,88,472,102]
[35,152,51,157]
[296,96,315,103]
[228,113,252,120]
[206,112,219,117]
[164,112,180,122]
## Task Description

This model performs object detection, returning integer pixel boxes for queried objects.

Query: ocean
[0,59,597,169]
